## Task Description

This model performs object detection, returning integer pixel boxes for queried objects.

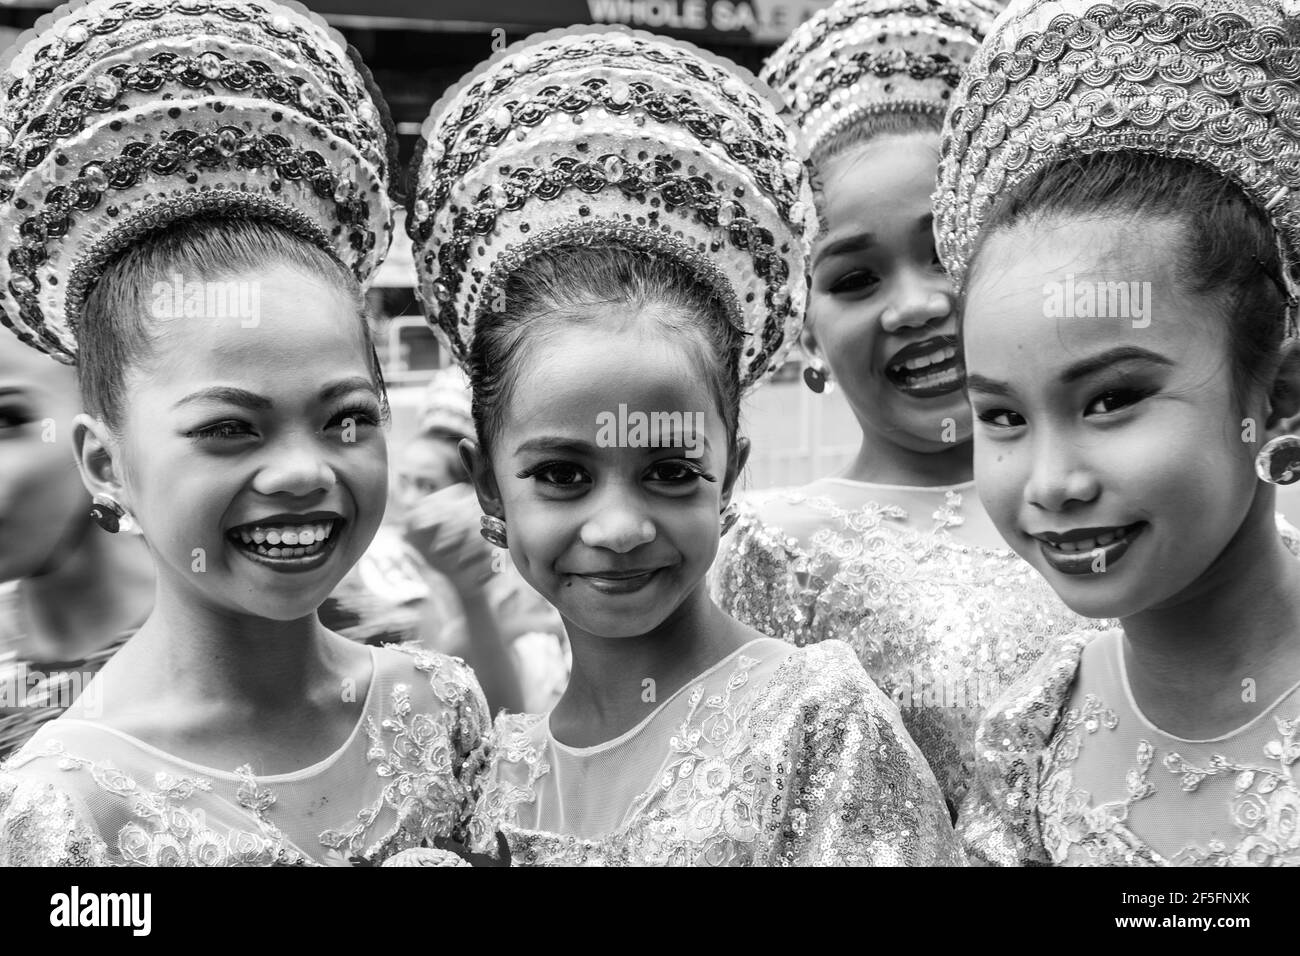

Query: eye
[645,459,717,485]
[976,408,1025,429]
[516,461,592,488]
[828,270,880,296]
[0,406,36,431]
[186,419,257,441]
[328,403,381,432]
[1084,388,1147,416]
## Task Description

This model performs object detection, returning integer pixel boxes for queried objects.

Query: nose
[880,266,953,334]
[1023,429,1100,514]
[579,492,656,553]
[251,434,335,499]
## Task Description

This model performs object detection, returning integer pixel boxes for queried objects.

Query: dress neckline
[1116,633,1300,744]
[546,638,782,756]
[819,477,976,494]
[52,646,379,783]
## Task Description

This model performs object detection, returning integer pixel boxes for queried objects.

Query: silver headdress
[936,0,1300,296]
[762,0,1000,160]
[407,26,817,391]
[0,0,395,363]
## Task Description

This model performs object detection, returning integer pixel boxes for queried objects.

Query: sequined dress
[711,480,1105,813]
[0,645,488,866]
[960,629,1300,866]
[468,637,963,866]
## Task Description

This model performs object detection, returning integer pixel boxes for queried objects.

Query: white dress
[0,644,488,866]
[470,637,963,866]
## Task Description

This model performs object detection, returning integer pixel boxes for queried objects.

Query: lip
[570,567,664,595]
[1031,522,1146,576]
[883,335,962,398]
[226,511,346,575]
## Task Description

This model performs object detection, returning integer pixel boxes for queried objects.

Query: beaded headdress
[935,0,1300,299]
[407,26,817,391]
[0,0,396,364]
[762,0,1000,160]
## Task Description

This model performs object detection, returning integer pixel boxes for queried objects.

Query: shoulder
[375,644,491,747]
[0,740,116,865]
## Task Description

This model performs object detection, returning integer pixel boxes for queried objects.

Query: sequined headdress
[762,0,1000,160]
[935,0,1300,298]
[407,26,816,391]
[0,0,396,364]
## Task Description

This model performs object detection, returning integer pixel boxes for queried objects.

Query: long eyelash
[333,403,381,426]
[515,460,571,480]
[658,459,718,482]
[186,421,249,440]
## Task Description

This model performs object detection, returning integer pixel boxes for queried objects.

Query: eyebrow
[514,437,597,456]
[965,346,1175,397]
[174,377,377,411]
[814,232,875,267]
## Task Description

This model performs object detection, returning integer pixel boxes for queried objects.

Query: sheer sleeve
[957,632,1092,866]
[0,773,108,866]
[752,641,964,866]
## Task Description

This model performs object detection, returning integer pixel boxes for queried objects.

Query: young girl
[0,331,153,760]
[712,0,1103,816]
[0,0,486,866]
[407,27,961,866]
[937,0,1300,865]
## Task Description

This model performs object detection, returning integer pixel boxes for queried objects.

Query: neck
[553,585,750,743]
[18,527,154,661]
[1122,490,1300,736]
[125,577,341,711]
[839,428,974,487]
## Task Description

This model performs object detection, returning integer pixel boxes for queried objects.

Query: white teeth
[282,530,299,546]
[253,529,266,544]
[299,529,315,545]
[266,530,282,545]
[1049,527,1128,553]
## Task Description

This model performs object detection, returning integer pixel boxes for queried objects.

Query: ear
[1265,338,1300,433]
[458,437,505,518]
[798,319,823,366]
[72,413,129,507]
[721,435,751,508]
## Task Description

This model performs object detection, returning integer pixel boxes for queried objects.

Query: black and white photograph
[0,0,1290,935]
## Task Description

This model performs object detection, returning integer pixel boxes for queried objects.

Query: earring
[480,514,509,548]
[1255,435,1300,485]
[720,503,740,537]
[89,494,125,534]
[802,359,831,394]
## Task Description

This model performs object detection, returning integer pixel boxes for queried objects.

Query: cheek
[973,436,1027,519]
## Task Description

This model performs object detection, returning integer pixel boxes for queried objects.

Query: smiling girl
[407,27,961,866]
[937,0,1300,865]
[0,0,486,866]
[712,0,1102,816]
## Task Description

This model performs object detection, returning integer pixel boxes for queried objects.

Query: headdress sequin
[0,0,396,363]
[935,0,1300,298]
[762,0,999,160]
[407,26,816,391]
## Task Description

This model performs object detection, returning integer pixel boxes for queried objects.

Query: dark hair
[467,244,744,459]
[78,215,386,430]
[965,152,1290,413]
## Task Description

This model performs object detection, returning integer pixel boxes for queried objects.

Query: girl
[0,0,486,866]
[407,27,962,866]
[938,0,1300,865]
[0,331,153,760]
[712,0,1103,815]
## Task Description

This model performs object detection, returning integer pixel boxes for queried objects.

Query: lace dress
[712,480,1103,812]
[960,629,1300,866]
[469,637,963,866]
[0,645,488,866]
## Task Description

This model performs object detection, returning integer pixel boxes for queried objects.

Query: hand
[403,482,497,596]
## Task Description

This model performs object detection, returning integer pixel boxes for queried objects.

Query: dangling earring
[480,514,509,548]
[89,494,126,534]
[1255,435,1300,485]
[720,503,740,536]
[802,359,829,394]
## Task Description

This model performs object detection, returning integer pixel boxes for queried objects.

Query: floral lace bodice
[469,638,964,866]
[960,629,1300,866]
[711,486,1103,812]
[0,645,489,866]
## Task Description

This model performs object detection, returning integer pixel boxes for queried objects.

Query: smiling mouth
[1031,522,1146,575]
[885,336,961,397]
[226,516,342,570]
[572,568,663,594]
